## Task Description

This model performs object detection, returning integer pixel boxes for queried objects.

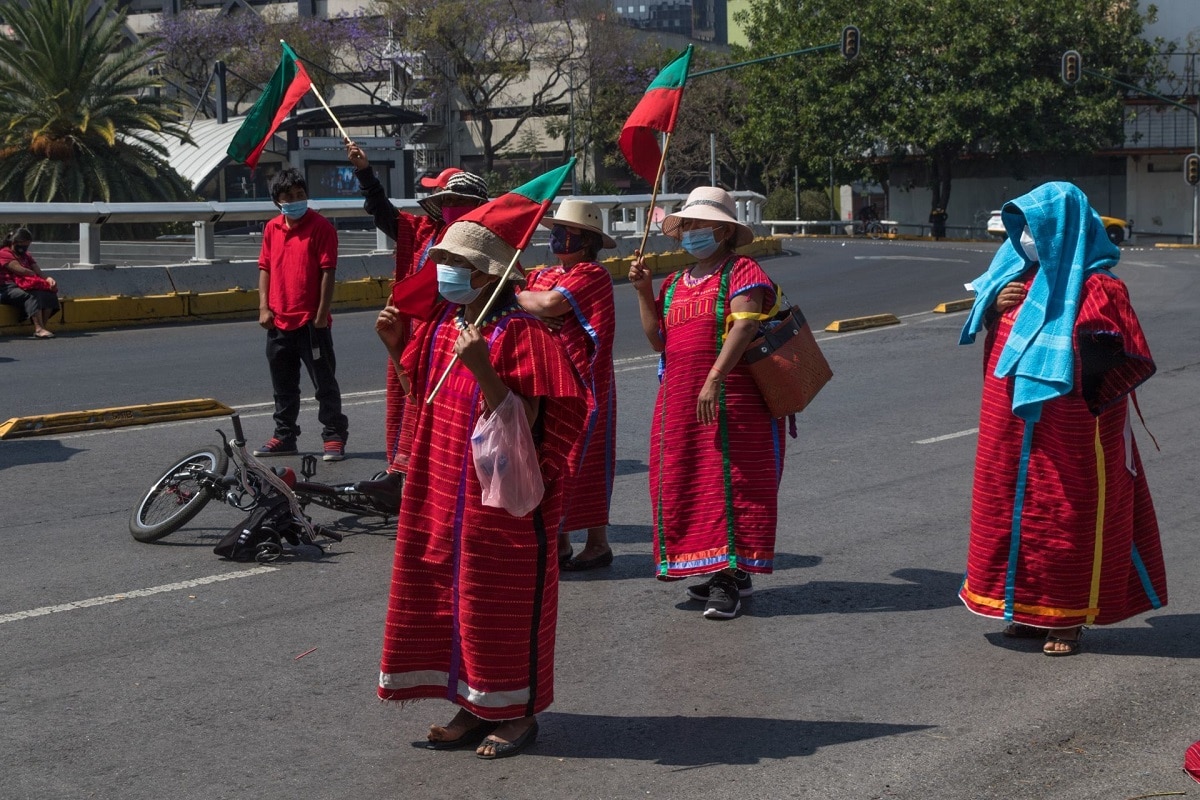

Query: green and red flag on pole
[618,45,693,185]
[227,41,313,169]
[458,158,576,250]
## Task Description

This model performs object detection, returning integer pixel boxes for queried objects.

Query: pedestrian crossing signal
[1186,153,1200,187]
[1061,51,1081,86]
[841,26,860,61]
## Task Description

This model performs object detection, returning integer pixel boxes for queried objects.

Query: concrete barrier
[0,237,782,336]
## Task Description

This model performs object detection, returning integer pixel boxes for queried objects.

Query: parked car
[987,210,1132,245]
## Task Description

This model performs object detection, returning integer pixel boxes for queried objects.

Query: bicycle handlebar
[230,413,245,445]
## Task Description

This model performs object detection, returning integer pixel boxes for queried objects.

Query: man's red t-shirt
[258,210,338,331]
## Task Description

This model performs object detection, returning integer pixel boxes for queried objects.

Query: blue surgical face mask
[437,263,483,304]
[680,227,721,259]
[280,200,308,219]
[550,226,586,255]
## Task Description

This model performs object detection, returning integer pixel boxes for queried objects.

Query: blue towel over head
[959,182,1120,422]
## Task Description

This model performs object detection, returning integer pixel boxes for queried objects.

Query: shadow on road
[743,567,963,618]
[0,439,86,471]
[984,613,1200,659]
[536,713,934,764]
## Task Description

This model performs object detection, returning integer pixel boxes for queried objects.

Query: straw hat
[418,171,490,217]
[661,186,754,248]
[428,221,523,280]
[539,198,616,248]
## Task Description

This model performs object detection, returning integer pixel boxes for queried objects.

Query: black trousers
[265,324,348,442]
[1,284,59,320]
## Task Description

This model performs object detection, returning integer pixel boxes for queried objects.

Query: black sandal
[1043,629,1083,657]
[424,720,498,750]
[476,720,539,760]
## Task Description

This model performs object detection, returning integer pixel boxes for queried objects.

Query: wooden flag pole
[636,131,674,257]
[424,248,524,404]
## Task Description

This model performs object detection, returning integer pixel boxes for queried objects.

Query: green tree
[735,0,1158,215]
[0,0,195,207]
[375,0,605,173]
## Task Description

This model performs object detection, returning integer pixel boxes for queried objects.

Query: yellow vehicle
[987,211,1132,245]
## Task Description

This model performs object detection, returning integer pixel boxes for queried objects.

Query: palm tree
[0,0,195,206]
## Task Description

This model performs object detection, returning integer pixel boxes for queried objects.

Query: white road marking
[853,255,970,263]
[0,567,277,625]
[914,428,978,444]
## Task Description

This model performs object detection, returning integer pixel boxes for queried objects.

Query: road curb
[933,298,974,313]
[0,398,235,439]
[1153,242,1200,249]
[824,314,901,333]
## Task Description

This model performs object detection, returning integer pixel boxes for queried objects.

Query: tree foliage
[153,5,391,117]
[735,0,1159,211]
[0,0,194,213]
[374,0,607,172]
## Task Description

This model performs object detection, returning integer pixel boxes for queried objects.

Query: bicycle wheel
[293,481,387,518]
[868,222,884,240]
[129,447,228,542]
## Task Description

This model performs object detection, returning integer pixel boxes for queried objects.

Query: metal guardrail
[0,192,766,268]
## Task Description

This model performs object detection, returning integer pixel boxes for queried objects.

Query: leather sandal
[1043,629,1083,657]
[476,720,539,760]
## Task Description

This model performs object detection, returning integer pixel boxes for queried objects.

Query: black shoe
[703,574,741,620]
[354,472,402,513]
[562,547,613,572]
[686,569,753,601]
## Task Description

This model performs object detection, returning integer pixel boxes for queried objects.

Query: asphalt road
[2,239,1199,800]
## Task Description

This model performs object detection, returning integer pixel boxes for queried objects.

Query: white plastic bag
[470,391,545,517]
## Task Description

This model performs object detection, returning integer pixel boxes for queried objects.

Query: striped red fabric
[384,214,441,471]
[650,257,784,578]
[522,263,617,531]
[379,305,586,719]
[961,272,1166,628]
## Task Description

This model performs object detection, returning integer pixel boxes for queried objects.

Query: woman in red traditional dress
[959,182,1166,657]
[629,186,785,621]
[375,221,586,758]
[517,198,618,571]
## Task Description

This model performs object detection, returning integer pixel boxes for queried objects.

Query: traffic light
[1186,153,1200,186]
[841,26,860,61]
[1061,50,1081,86]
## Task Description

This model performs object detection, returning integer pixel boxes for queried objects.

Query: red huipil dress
[650,256,785,578]
[522,262,616,531]
[960,272,1166,629]
[378,302,586,720]
[384,214,442,472]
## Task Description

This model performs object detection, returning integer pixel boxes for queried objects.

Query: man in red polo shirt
[344,140,488,507]
[254,168,349,462]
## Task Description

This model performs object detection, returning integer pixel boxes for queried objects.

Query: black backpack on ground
[213,494,301,562]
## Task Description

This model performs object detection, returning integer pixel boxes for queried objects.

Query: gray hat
[428,222,523,280]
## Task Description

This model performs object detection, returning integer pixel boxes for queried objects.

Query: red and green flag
[227,41,312,169]
[619,45,693,186]
[458,158,575,250]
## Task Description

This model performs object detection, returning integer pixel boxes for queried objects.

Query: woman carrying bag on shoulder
[628,186,786,621]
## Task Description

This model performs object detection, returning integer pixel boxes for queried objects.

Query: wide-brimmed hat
[418,171,490,217]
[661,186,754,248]
[539,198,616,249]
[428,221,523,280]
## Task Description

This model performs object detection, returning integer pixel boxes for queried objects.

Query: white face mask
[1019,226,1039,264]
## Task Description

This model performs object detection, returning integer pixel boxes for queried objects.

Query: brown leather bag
[740,304,833,418]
